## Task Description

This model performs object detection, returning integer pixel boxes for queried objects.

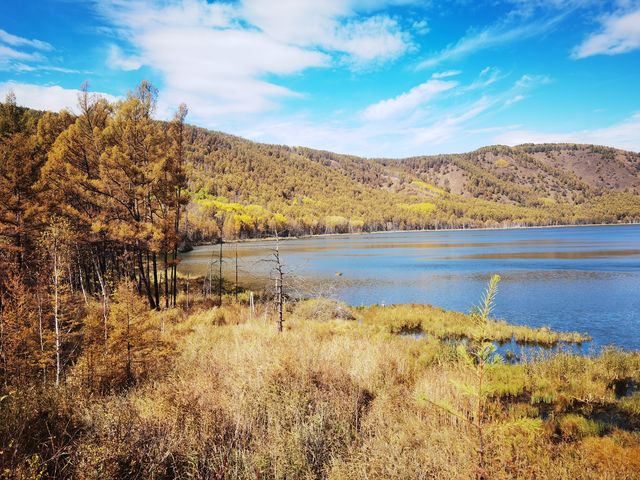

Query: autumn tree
[105,280,171,389]
[0,92,43,270]
[160,103,189,308]
[0,269,41,386]
[40,216,81,387]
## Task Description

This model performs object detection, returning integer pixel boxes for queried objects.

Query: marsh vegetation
[2,286,640,479]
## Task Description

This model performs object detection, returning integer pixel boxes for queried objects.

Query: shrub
[619,392,640,417]
[557,414,604,441]
[293,298,356,322]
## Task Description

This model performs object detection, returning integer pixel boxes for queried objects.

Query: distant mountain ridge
[182,124,640,238]
[381,143,640,203]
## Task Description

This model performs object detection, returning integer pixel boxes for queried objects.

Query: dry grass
[1,301,639,479]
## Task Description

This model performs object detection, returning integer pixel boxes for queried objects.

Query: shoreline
[190,221,640,246]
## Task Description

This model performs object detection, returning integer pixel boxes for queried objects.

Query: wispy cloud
[572,8,640,58]
[404,96,494,149]
[412,19,429,35]
[458,67,506,93]
[503,0,603,18]
[505,94,525,106]
[515,74,551,88]
[0,45,44,63]
[0,29,52,51]
[0,29,52,70]
[431,69,461,79]
[0,28,79,73]
[361,79,457,120]
[240,0,413,66]
[416,15,566,69]
[242,68,552,157]
[107,45,143,71]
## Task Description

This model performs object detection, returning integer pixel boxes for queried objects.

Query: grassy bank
[2,297,639,479]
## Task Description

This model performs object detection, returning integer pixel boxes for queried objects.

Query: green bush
[557,414,604,441]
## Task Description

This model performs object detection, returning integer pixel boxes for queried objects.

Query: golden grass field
[2,297,640,479]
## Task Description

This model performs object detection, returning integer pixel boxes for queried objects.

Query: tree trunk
[152,252,159,309]
[277,273,283,333]
[235,243,239,301]
[92,254,109,345]
[164,251,169,309]
[53,248,61,387]
[218,240,223,306]
[126,312,132,383]
[136,243,157,309]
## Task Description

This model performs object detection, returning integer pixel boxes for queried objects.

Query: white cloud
[242,95,498,157]
[494,112,640,151]
[505,94,525,106]
[412,19,429,35]
[243,69,551,157]
[362,79,457,120]
[416,15,566,69]
[0,29,50,70]
[515,74,551,88]
[405,97,493,147]
[96,0,415,119]
[0,45,44,63]
[0,82,119,113]
[0,28,77,73]
[431,69,461,79]
[240,0,412,65]
[572,8,640,58]
[0,29,52,51]
[504,0,603,18]
[107,45,143,71]
[140,26,328,117]
[459,67,505,93]
[332,15,411,66]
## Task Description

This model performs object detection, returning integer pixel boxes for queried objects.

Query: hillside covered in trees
[184,131,640,240]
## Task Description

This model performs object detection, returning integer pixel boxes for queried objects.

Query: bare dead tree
[218,238,223,307]
[265,231,285,332]
[274,247,284,332]
[235,242,239,301]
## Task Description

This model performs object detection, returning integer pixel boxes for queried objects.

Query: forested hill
[2,93,640,245]
[183,125,640,239]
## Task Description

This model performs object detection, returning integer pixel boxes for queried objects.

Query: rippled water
[179,225,640,350]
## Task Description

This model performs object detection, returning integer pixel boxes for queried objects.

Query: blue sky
[1,0,639,157]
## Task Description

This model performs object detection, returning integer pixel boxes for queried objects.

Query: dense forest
[0,82,188,389]
[1,83,640,479]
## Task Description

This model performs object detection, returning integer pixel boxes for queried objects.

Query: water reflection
[439,249,640,260]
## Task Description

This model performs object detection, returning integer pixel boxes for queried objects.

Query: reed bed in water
[358,303,591,346]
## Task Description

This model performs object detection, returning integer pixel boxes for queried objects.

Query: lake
[179,224,640,351]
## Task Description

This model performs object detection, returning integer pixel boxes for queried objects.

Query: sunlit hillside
[181,127,640,240]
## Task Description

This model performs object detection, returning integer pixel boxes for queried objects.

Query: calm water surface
[180,225,640,350]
